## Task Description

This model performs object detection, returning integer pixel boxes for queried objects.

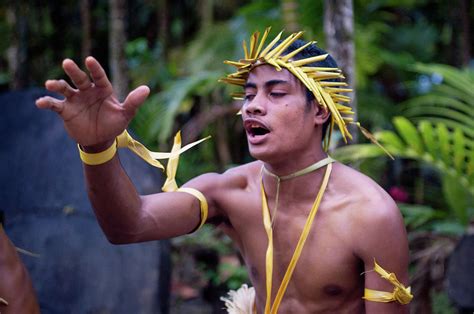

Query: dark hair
[280,39,338,139]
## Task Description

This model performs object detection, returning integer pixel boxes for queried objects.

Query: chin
[248,144,286,164]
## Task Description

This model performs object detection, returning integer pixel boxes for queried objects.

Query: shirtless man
[36,29,411,313]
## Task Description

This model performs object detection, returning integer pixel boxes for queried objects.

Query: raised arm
[36,57,218,243]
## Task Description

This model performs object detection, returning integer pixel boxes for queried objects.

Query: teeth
[250,123,266,129]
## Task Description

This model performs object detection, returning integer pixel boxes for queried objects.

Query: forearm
[83,148,144,243]
[0,226,39,314]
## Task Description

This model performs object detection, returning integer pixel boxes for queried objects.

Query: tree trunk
[6,1,29,90]
[109,0,129,101]
[324,0,357,144]
[459,0,471,67]
[80,0,92,60]
[199,0,214,32]
[157,0,169,59]
[282,0,299,33]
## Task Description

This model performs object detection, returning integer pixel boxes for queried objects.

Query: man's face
[241,65,323,163]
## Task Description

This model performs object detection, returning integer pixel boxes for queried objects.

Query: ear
[313,102,330,126]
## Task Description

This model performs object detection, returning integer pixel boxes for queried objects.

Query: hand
[36,56,150,147]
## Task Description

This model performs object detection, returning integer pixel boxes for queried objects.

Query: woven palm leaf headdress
[220,27,387,154]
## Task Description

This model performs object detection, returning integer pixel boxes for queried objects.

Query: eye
[244,94,255,101]
[269,92,286,98]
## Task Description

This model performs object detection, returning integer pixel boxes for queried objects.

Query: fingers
[35,96,65,114]
[122,85,150,115]
[45,79,76,98]
[85,56,113,90]
[62,59,92,91]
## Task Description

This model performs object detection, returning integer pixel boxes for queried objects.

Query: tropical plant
[402,63,474,138]
[333,116,473,228]
[332,62,474,311]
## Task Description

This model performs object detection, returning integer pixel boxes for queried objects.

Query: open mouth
[244,120,270,137]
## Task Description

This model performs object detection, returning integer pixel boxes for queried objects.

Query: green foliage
[132,71,222,145]
[219,262,249,290]
[401,64,474,138]
[172,225,233,256]
[333,116,474,229]
[398,204,447,230]
[126,38,170,90]
[431,290,456,314]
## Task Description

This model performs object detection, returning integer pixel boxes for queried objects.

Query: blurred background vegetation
[1,0,472,313]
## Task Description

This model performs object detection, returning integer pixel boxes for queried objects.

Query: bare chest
[219,191,364,311]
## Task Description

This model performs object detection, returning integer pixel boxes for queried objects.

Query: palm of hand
[60,85,127,146]
[36,56,150,146]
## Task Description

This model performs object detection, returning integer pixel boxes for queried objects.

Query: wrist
[78,138,118,165]
[80,140,116,153]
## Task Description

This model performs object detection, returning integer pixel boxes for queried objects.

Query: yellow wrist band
[78,139,117,165]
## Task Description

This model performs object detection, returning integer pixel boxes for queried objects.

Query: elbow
[100,224,144,245]
[105,234,131,245]
[102,227,144,244]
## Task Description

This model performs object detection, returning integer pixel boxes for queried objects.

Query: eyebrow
[244,79,290,89]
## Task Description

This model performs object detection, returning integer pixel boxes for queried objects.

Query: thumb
[122,85,150,114]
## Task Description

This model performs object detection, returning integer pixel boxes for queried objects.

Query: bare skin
[0,226,40,314]
[36,58,410,313]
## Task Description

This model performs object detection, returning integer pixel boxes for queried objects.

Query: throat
[261,156,334,226]
[263,156,334,181]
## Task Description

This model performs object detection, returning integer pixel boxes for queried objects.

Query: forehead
[246,64,301,87]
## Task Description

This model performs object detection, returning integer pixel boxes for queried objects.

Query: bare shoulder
[330,162,409,281]
[330,162,407,255]
[182,161,262,213]
[330,162,401,224]
[184,161,261,191]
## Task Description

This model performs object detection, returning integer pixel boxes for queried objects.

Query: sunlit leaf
[393,116,424,154]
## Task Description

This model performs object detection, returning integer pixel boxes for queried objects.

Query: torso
[207,161,385,313]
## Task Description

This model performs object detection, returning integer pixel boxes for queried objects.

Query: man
[36,29,411,313]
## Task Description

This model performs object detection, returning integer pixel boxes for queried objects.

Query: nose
[244,94,266,116]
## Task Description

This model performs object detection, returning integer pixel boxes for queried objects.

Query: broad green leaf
[393,116,424,154]
[411,117,474,138]
[399,203,447,229]
[404,106,473,128]
[442,174,469,225]
[436,123,451,165]
[418,121,437,157]
[452,128,466,174]
[434,84,474,111]
[375,130,405,152]
[402,94,472,118]
[331,144,385,163]
[467,148,474,182]
[431,221,466,236]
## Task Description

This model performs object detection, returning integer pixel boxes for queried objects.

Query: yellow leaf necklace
[260,156,334,314]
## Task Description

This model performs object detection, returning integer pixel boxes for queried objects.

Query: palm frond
[401,64,474,142]
[332,116,474,225]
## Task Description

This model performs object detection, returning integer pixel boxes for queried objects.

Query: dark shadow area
[0,88,171,314]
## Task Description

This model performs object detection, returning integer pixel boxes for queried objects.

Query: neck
[263,150,329,178]
[263,155,333,181]
[261,154,333,201]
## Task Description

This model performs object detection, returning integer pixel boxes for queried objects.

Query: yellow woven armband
[78,130,210,231]
[78,140,117,165]
[363,260,413,305]
[177,187,208,231]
